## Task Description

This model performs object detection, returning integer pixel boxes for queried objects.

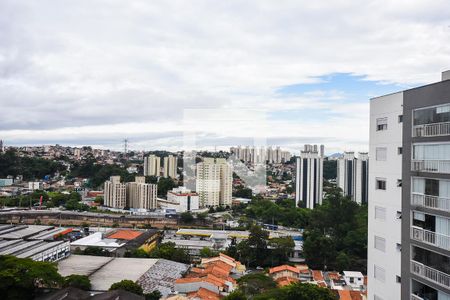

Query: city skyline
[1,1,449,153]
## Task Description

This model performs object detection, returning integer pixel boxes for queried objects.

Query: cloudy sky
[1,0,449,154]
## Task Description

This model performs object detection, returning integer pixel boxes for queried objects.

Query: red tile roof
[187,288,221,300]
[276,276,300,287]
[312,270,324,281]
[269,265,300,274]
[107,230,142,240]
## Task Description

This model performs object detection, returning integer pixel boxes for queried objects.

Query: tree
[223,290,248,300]
[180,211,194,223]
[254,282,336,300]
[157,177,176,197]
[124,248,149,258]
[64,274,91,290]
[83,246,110,257]
[268,237,295,266]
[199,247,218,258]
[110,279,143,295]
[148,242,190,263]
[302,230,336,270]
[0,256,63,300]
[145,290,162,300]
[237,273,277,297]
[323,160,337,180]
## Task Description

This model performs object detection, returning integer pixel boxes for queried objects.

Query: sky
[1,0,450,155]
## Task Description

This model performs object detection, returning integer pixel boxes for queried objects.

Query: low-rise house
[343,271,365,290]
[269,265,300,281]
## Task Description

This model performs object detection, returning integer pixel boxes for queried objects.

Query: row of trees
[225,225,295,268]
[224,273,336,300]
[237,185,367,272]
[0,150,66,180]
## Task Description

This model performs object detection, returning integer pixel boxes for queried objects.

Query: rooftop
[106,229,143,240]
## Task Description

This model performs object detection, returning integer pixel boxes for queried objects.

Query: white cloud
[1,0,449,152]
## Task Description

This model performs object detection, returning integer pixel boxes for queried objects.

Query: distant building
[342,271,364,290]
[159,187,199,212]
[0,139,3,153]
[0,178,13,187]
[28,181,44,191]
[337,152,369,204]
[196,158,232,207]
[144,155,161,177]
[163,155,178,178]
[126,176,157,210]
[295,144,324,209]
[104,176,126,208]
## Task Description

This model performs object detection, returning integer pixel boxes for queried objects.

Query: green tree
[237,273,277,297]
[268,237,295,266]
[199,247,218,258]
[83,246,110,257]
[157,177,176,197]
[144,290,162,300]
[148,242,190,264]
[223,290,248,300]
[254,282,336,300]
[110,279,143,295]
[180,211,194,223]
[124,248,149,258]
[302,230,336,270]
[0,255,63,300]
[64,274,91,290]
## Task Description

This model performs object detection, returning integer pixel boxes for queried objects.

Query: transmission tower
[123,138,129,160]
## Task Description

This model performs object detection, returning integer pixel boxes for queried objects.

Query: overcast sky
[1,0,449,154]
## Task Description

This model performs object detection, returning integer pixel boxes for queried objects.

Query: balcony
[411,260,450,289]
[412,160,450,174]
[413,122,450,137]
[411,226,450,251]
[410,295,424,300]
[412,192,450,212]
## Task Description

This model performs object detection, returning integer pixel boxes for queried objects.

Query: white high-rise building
[163,155,178,178]
[104,176,126,208]
[369,71,450,300]
[144,155,161,177]
[126,176,157,210]
[295,144,324,209]
[337,152,369,204]
[196,158,232,207]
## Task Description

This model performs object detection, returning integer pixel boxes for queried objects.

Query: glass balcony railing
[411,226,450,251]
[411,260,450,289]
[410,294,424,300]
[412,160,450,174]
[411,192,450,212]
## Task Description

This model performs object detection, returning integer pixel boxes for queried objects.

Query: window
[376,117,388,131]
[396,211,402,219]
[397,179,402,187]
[374,236,386,252]
[398,115,403,123]
[376,178,386,190]
[375,206,386,220]
[398,147,403,155]
[396,275,401,283]
[396,243,402,252]
[374,265,386,282]
[376,147,387,161]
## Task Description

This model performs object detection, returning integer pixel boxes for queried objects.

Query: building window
[376,117,388,131]
[397,179,402,187]
[375,206,386,220]
[376,147,387,161]
[374,265,386,282]
[376,178,386,190]
[396,276,401,283]
[398,115,403,123]
[374,236,386,252]
[397,147,402,155]
[396,243,402,252]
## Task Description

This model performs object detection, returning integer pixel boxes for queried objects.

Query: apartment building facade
[144,154,161,177]
[337,151,369,204]
[126,176,157,210]
[368,71,450,300]
[295,144,324,209]
[163,155,178,178]
[104,176,126,208]
[196,158,232,207]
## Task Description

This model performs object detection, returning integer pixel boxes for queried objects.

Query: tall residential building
[0,140,3,153]
[295,144,324,209]
[104,176,126,208]
[126,176,157,210]
[368,71,450,300]
[337,152,369,204]
[144,155,161,177]
[196,158,232,207]
[163,155,178,178]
